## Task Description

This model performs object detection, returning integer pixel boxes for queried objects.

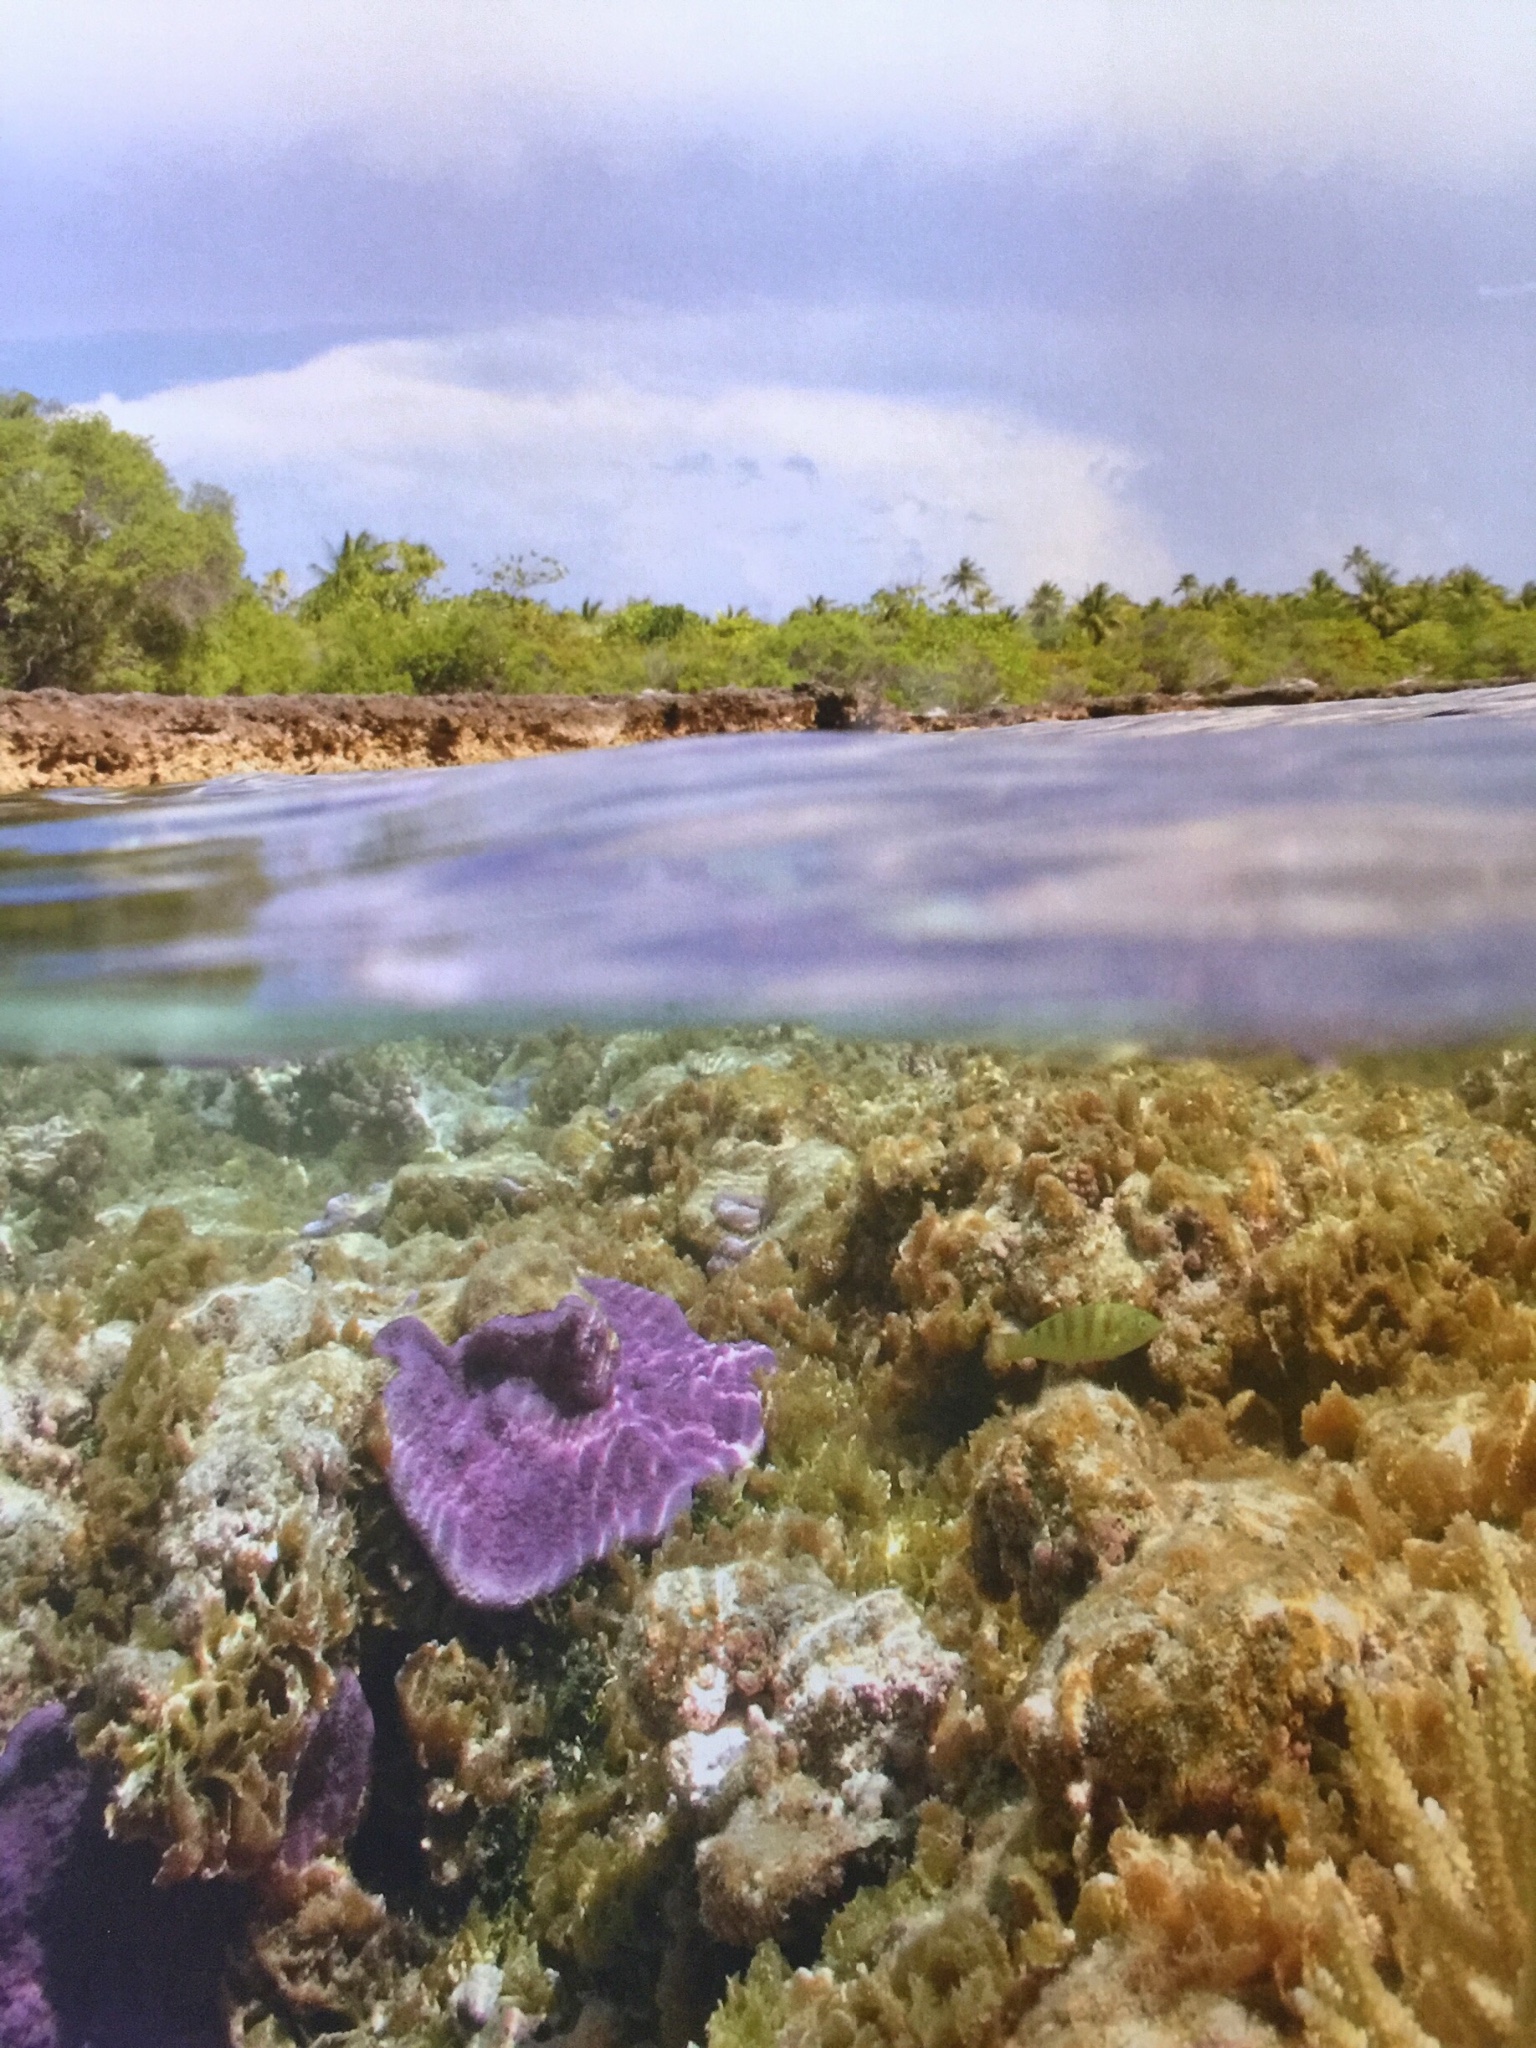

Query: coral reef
[1297,1520,1536,2048]
[9,1028,1536,2045]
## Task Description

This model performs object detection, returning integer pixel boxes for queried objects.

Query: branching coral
[1299,1523,1536,2048]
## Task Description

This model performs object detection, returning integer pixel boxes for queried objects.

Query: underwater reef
[8,1027,1536,2044]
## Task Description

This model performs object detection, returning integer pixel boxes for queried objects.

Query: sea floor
[3,1025,1535,2048]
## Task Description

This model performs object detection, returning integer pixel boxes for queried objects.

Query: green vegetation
[6,390,1536,703]
[0,392,243,691]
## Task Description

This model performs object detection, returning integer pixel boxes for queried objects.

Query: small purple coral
[280,1667,375,1868]
[374,1277,775,1608]
[0,1704,243,2048]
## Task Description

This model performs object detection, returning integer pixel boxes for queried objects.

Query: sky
[2,1,1533,615]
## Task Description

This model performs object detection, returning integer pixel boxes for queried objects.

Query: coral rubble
[8,1028,1536,2044]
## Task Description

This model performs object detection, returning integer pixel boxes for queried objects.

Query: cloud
[97,329,1171,613]
[6,1,1535,188]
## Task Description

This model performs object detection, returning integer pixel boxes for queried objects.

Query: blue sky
[2,1,1533,615]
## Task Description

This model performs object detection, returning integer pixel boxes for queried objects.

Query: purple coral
[280,1667,375,1868]
[374,1277,775,1608]
[0,1704,243,2048]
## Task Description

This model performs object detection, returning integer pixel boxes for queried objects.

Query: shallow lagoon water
[5,681,1536,1057]
[5,689,1536,2048]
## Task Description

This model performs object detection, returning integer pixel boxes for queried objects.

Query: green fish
[994,1301,1163,1367]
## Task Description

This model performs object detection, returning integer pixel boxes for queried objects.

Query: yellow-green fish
[994,1301,1162,1367]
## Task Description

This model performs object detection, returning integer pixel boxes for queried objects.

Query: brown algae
[6,1030,1536,2043]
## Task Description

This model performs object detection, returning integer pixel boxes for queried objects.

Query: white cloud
[5,0,1534,188]
[97,327,1171,613]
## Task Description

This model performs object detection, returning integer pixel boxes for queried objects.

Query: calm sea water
[4,682,1536,1060]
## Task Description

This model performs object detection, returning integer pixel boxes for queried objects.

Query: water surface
[4,682,1536,1056]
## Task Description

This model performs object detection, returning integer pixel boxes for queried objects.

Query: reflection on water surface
[5,682,1536,1057]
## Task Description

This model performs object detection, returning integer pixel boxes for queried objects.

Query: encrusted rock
[1012,1476,1380,1833]
[1015,1936,1287,2048]
[773,1586,961,1780]
[1321,1377,1536,1537]
[695,1771,890,1946]
[188,1271,330,1369]
[625,1556,958,1942]
[622,1559,841,1741]
[970,1383,1172,1624]
[676,1137,854,1273]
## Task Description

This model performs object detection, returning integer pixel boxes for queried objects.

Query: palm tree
[941,557,994,611]
[304,531,444,617]
[1441,565,1503,604]
[1026,581,1065,633]
[310,530,387,599]
[1174,572,1202,606]
[1073,582,1122,645]
[1343,547,1402,634]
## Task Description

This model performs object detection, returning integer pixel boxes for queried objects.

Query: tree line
[5,390,1536,705]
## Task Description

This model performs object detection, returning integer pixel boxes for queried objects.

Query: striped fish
[996,1301,1162,1367]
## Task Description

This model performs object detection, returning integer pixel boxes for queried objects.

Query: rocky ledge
[1,674,1512,794]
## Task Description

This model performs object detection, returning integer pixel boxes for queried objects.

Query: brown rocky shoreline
[0,672,1511,793]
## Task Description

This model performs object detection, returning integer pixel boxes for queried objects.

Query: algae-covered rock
[1311,1376,1536,1538]
[619,1557,958,1954]
[1013,1475,1379,1835]
[696,1771,890,1945]
[0,1117,109,1251]
[1014,1939,1287,2048]
[970,1384,1173,1624]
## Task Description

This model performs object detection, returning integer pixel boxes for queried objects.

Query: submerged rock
[1013,1476,1380,1834]
[375,1278,775,1607]
[970,1383,1173,1625]
[623,1557,959,1943]
[696,1771,889,1946]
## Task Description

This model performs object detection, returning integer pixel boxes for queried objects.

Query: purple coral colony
[373,1276,776,1607]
